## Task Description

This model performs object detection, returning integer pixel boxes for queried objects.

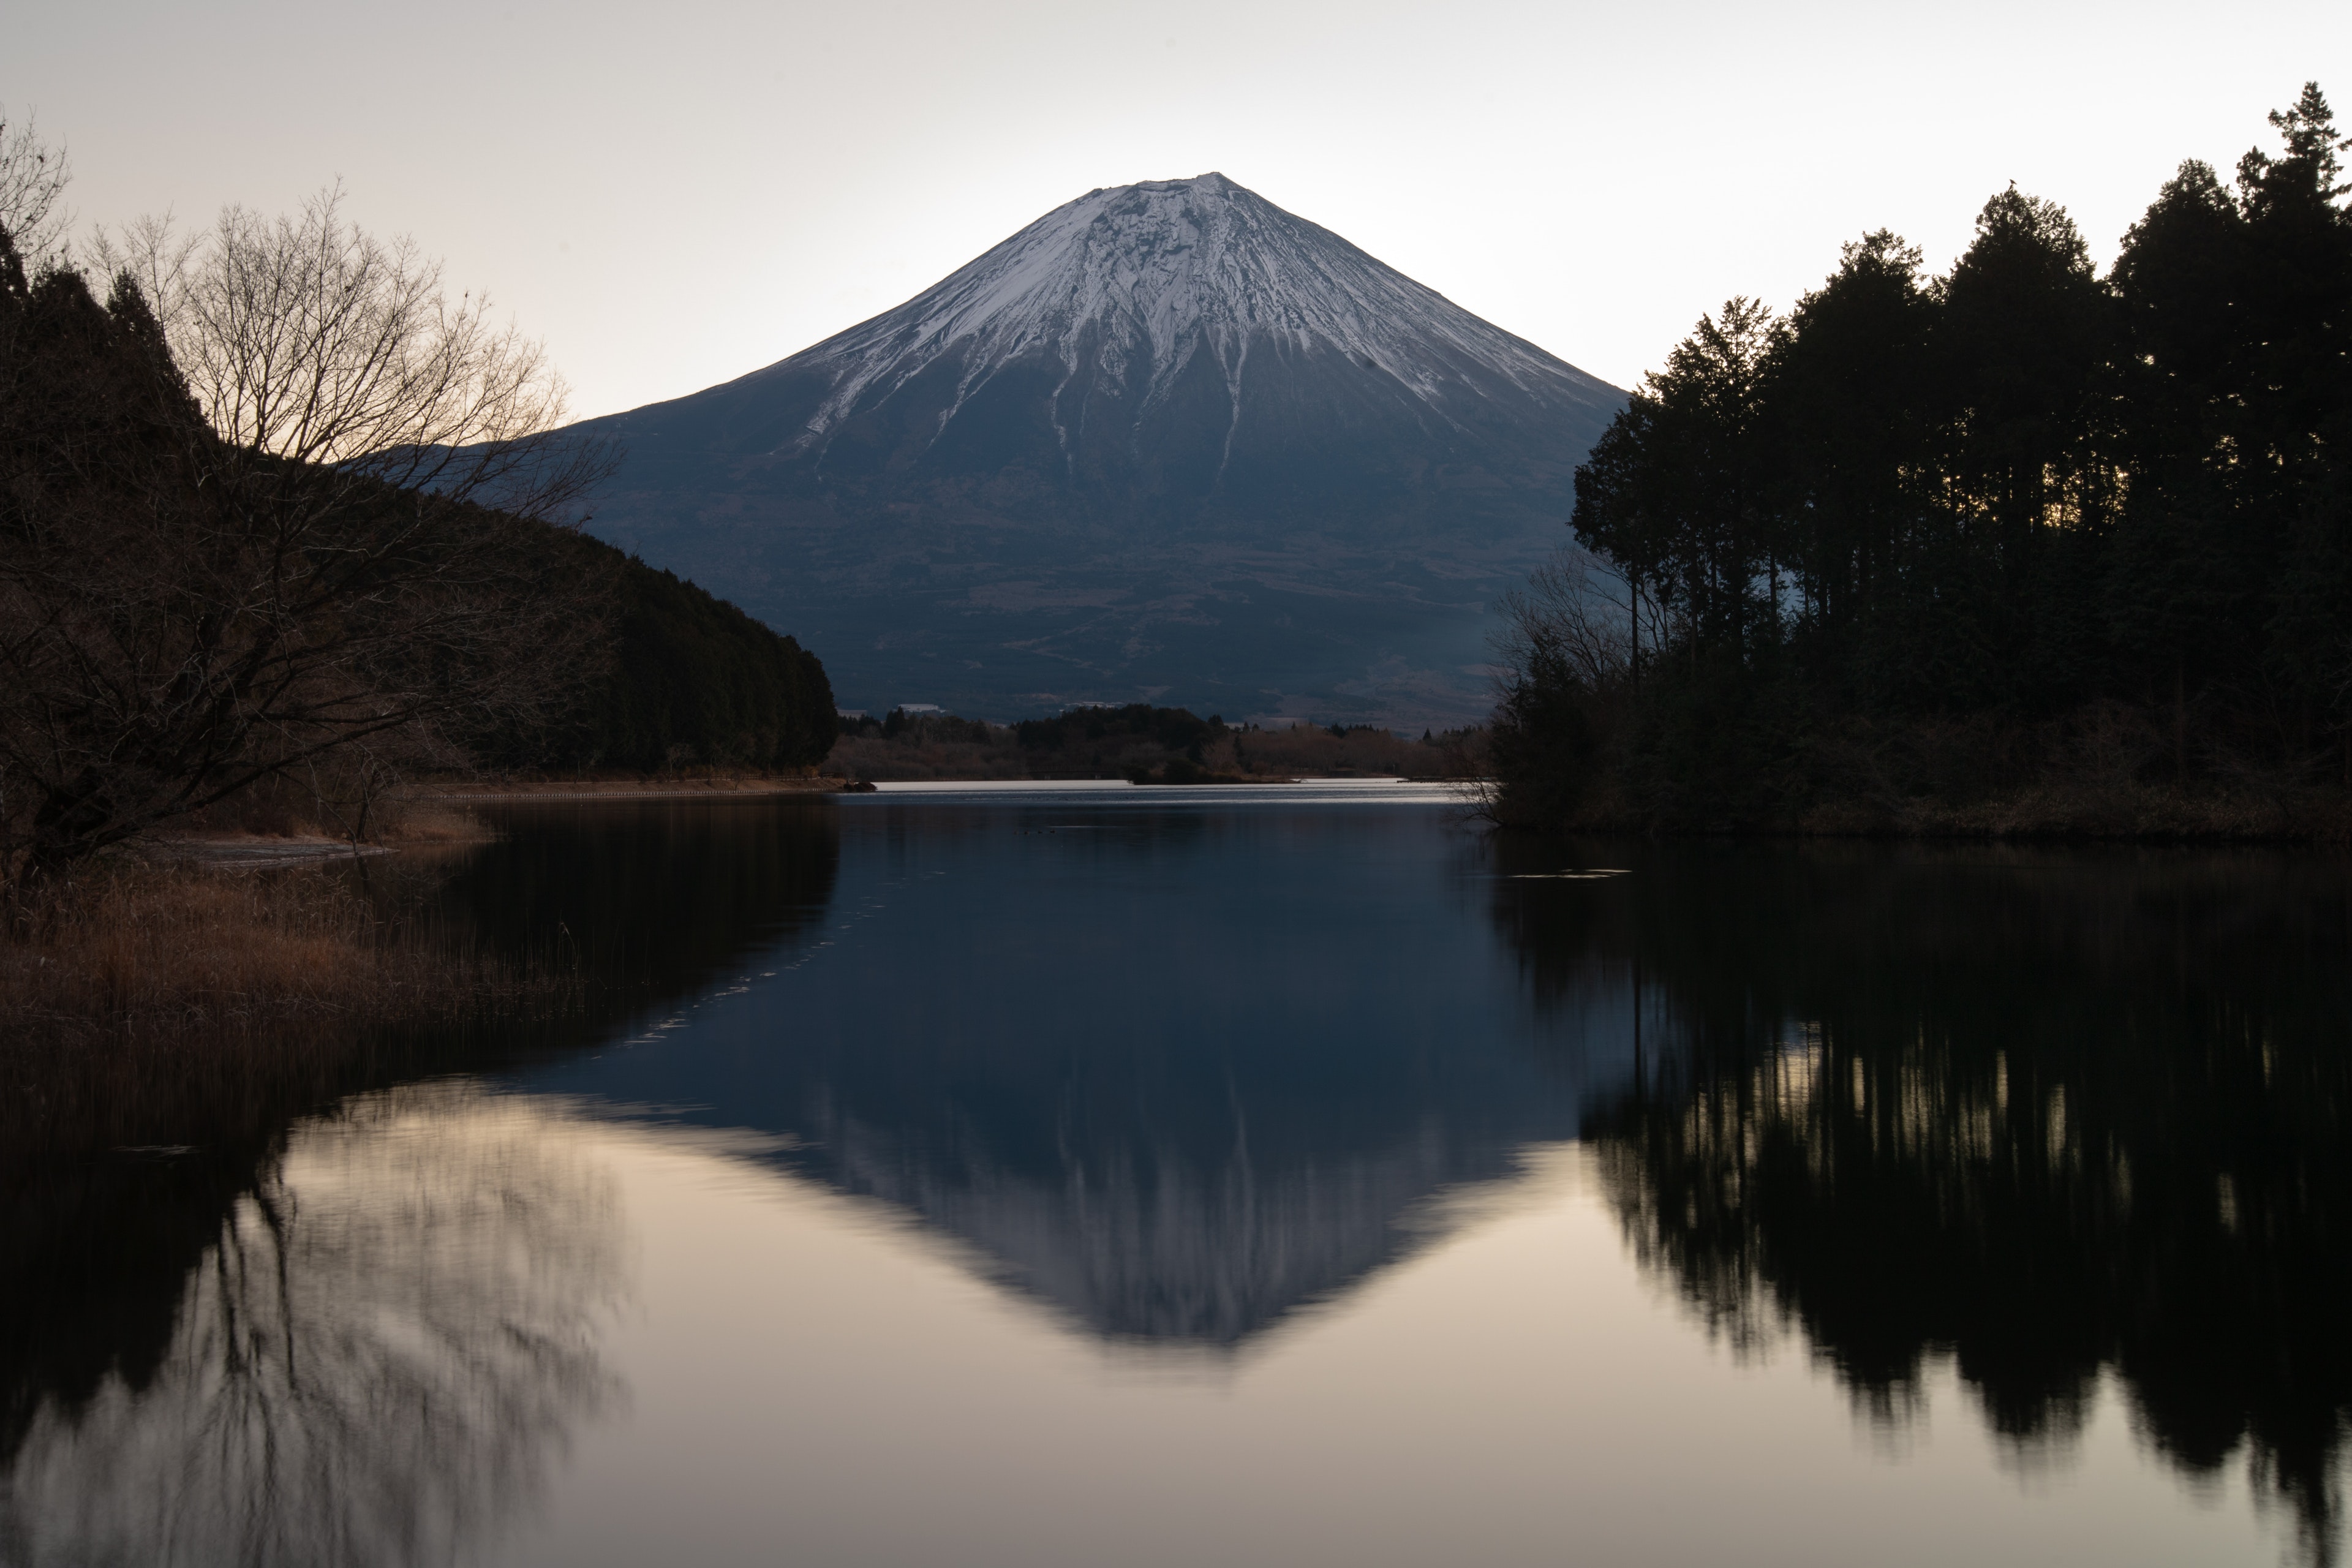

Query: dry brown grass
[415,770,837,801]
[0,858,572,1168]
[375,803,498,843]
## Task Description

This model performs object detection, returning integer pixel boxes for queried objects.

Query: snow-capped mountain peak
[752,172,1608,464]
[576,173,1622,728]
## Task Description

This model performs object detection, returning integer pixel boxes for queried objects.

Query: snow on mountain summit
[574,174,1622,728]
[749,172,1610,465]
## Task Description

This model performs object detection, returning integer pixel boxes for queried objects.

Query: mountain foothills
[569,173,1623,728]
[1490,85,2352,837]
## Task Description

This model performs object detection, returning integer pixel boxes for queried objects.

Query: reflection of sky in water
[2,796,2338,1568]
[527,1126,2274,1568]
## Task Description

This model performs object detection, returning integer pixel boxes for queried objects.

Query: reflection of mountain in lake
[1490,840,2352,1567]
[519,801,1617,1346]
[815,1102,1528,1346]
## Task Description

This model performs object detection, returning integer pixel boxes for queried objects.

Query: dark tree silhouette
[1501,85,2352,828]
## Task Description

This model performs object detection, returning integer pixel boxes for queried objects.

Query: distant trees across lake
[828,704,1479,783]
[1491,85,2352,837]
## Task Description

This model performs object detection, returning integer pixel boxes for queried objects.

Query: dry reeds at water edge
[0,858,578,1170]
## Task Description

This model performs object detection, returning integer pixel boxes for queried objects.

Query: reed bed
[0,856,574,1170]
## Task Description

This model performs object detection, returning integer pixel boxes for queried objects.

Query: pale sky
[12,1,2348,421]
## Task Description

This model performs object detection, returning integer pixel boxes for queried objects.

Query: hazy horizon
[12,0,2350,421]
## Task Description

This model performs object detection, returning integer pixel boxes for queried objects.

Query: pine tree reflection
[1494,840,2352,1565]
[0,1086,620,1567]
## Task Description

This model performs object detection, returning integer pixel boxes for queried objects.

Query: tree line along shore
[1486,85,2352,843]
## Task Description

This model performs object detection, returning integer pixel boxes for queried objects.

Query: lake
[3,783,2346,1567]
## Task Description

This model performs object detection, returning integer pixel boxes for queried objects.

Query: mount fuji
[570,173,1621,726]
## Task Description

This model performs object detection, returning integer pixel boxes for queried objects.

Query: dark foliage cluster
[1497,86,2352,830]
[1013,703,1228,762]
[480,548,835,775]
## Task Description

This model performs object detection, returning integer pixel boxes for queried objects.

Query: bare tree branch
[0,111,71,268]
[1,195,621,889]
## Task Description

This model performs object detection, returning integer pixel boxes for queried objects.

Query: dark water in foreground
[4,783,2348,1567]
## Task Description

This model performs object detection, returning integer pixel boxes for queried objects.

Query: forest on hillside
[0,177,834,884]
[478,540,834,778]
[1491,85,2352,837]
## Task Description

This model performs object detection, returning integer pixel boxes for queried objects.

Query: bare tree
[1490,546,1636,698]
[1474,547,1635,826]
[0,112,70,268]
[90,187,598,520]
[0,188,617,888]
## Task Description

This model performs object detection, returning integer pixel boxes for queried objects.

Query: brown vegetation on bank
[418,770,848,801]
[0,849,570,1170]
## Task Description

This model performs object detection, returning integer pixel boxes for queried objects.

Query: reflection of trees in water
[432,796,840,990]
[0,799,834,1563]
[1493,842,2352,1565]
[0,1085,622,1567]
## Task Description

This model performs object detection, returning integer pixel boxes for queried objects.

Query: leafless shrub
[1479,547,1636,826]
[89,187,600,519]
[1490,546,1635,698]
[0,111,70,267]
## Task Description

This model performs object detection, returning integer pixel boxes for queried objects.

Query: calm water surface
[4,783,2348,1566]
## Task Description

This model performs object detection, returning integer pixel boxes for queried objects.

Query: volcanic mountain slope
[573,173,1622,726]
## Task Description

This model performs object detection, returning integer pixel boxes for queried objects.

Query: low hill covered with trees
[1490,85,2352,839]
[481,540,834,777]
[0,171,833,888]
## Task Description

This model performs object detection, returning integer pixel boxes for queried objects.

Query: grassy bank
[0,852,572,1171]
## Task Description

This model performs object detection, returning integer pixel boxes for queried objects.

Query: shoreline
[1493,801,2352,846]
[416,775,848,802]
